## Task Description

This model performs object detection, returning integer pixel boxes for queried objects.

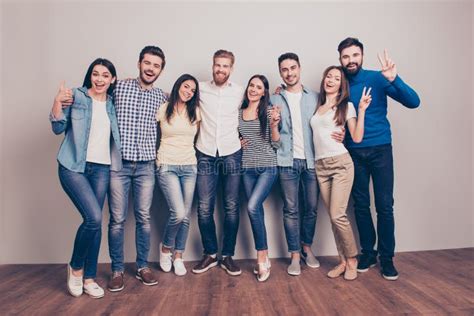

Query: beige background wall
[1,1,473,264]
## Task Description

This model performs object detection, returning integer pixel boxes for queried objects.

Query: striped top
[238,108,279,168]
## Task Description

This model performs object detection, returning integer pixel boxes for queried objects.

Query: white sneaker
[257,257,271,282]
[173,258,187,276]
[160,243,173,272]
[67,265,83,297]
[83,282,105,299]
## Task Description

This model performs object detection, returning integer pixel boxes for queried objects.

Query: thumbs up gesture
[54,81,73,107]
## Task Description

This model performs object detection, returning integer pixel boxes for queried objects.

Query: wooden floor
[1,248,473,315]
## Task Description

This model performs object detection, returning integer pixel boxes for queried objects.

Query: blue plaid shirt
[114,78,167,161]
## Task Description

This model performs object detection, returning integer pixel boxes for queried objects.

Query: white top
[86,99,111,164]
[310,102,356,160]
[196,80,244,157]
[286,91,305,159]
[156,103,201,165]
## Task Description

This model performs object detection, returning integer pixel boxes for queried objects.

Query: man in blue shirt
[338,37,420,280]
[270,53,321,276]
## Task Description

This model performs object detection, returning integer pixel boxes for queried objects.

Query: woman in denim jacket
[50,58,121,298]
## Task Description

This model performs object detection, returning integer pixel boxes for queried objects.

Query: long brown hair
[317,66,350,126]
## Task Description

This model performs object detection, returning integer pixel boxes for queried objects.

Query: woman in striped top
[239,74,281,282]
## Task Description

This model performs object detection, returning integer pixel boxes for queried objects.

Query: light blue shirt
[50,87,122,172]
[270,86,318,169]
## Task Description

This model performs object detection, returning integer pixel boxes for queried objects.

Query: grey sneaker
[301,249,320,268]
[287,257,301,276]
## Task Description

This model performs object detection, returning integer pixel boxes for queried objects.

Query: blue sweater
[345,69,420,148]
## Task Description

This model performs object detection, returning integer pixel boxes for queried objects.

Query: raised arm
[347,87,372,143]
[378,49,420,109]
[269,105,282,149]
[50,81,74,135]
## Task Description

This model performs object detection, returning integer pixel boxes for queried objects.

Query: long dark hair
[82,58,117,96]
[166,74,200,124]
[241,74,270,137]
[317,66,350,126]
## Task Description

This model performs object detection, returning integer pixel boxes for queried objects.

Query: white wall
[1,1,472,264]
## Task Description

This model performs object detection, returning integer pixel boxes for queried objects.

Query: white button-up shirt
[196,80,244,157]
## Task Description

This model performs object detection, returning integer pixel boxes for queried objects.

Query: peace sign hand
[54,81,73,107]
[377,49,397,82]
[358,87,372,112]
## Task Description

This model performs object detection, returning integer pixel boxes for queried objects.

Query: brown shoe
[192,255,218,274]
[135,267,158,286]
[344,259,358,281]
[327,263,346,279]
[108,271,124,292]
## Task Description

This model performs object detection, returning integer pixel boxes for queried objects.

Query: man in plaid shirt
[107,46,167,292]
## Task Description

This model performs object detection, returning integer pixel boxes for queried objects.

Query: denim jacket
[50,87,122,172]
[270,86,318,169]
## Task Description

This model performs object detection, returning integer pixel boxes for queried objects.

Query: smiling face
[138,53,164,86]
[323,68,342,95]
[246,77,265,103]
[279,58,301,88]
[178,79,197,103]
[340,45,363,75]
[212,57,233,86]
[90,64,116,96]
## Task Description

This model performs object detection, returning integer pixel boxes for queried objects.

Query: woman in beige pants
[310,65,371,280]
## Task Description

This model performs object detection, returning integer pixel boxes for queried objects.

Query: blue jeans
[196,149,242,256]
[348,144,395,259]
[157,164,197,252]
[242,167,278,251]
[108,160,155,272]
[58,162,110,279]
[278,159,319,253]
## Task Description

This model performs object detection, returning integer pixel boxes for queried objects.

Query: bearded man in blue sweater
[337,37,420,281]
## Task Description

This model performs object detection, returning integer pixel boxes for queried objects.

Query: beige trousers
[315,153,358,258]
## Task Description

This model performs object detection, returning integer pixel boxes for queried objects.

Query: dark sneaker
[380,259,399,281]
[135,267,158,286]
[357,253,377,272]
[220,256,242,276]
[192,255,218,274]
[108,271,124,292]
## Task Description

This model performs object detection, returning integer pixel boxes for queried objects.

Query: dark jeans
[196,149,242,256]
[278,159,319,253]
[348,144,395,259]
[58,162,110,279]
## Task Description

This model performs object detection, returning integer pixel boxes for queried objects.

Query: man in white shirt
[192,50,245,276]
